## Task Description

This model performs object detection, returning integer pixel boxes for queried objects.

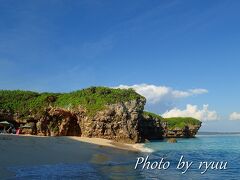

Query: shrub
[0,87,145,117]
[163,117,201,129]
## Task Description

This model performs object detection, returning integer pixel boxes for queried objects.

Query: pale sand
[0,134,151,179]
[69,136,153,153]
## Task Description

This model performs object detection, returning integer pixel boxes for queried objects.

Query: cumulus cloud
[229,112,240,120]
[162,104,219,121]
[115,84,208,104]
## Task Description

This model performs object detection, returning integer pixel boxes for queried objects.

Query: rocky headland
[0,87,201,143]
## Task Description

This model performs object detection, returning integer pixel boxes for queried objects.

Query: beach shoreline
[0,134,152,179]
[64,135,153,152]
[0,134,151,152]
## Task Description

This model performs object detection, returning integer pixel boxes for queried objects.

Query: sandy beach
[0,134,151,179]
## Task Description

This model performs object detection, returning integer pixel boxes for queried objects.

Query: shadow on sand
[0,135,142,179]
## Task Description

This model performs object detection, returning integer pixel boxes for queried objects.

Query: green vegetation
[0,87,145,117]
[163,117,201,129]
[143,111,201,129]
[55,87,144,116]
[0,87,201,130]
[143,111,164,120]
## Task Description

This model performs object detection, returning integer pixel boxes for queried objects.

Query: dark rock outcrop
[139,113,164,140]
[162,124,202,138]
[167,138,177,143]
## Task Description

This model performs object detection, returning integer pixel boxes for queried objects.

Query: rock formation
[139,112,164,140]
[0,87,202,143]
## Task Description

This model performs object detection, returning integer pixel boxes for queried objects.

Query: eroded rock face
[29,108,81,137]
[78,99,145,143]
[185,124,202,137]
[0,109,25,126]
[139,114,164,140]
[162,124,202,138]
[0,98,201,143]
[0,98,146,143]
[48,108,81,136]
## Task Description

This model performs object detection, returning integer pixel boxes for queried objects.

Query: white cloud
[229,112,240,120]
[115,84,208,104]
[162,104,219,121]
[189,89,208,94]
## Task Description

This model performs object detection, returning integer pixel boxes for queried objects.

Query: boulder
[167,138,177,143]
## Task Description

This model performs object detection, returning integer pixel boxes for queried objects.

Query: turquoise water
[140,135,240,180]
[101,135,240,179]
[9,135,240,179]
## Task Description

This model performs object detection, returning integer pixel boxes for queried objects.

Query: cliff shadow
[0,134,142,179]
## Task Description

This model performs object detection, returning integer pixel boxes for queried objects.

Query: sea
[9,134,240,180]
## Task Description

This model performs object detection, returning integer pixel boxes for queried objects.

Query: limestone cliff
[140,113,202,138]
[41,99,145,143]
[0,87,201,143]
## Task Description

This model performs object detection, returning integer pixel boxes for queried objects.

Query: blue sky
[1,0,240,131]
